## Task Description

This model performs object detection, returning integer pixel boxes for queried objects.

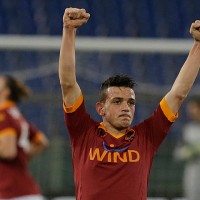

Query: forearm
[59,8,90,105]
[165,41,200,112]
[59,27,81,105]
[27,143,46,159]
[28,135,48,159]
[172,41,200,97]
[59,27,77,87]
[59,8,90,87]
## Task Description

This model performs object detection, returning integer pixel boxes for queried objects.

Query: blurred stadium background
[0,0,200,199]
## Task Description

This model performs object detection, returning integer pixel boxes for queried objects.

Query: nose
[121,101,130,111]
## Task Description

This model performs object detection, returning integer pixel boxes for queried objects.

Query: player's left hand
[190,20,200,41]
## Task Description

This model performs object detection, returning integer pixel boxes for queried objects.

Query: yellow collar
[98,122,132,139]
[0,100,16,110]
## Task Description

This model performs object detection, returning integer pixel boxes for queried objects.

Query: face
[0,77,9,100]
[0,77,6,89]
[97,86,136,132]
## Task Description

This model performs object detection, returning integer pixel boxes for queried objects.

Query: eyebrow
[111,97,136,101]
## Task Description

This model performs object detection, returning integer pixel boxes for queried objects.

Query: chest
[73,128,154,166]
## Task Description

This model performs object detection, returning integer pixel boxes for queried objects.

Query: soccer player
[59,7,200,200]
[0,75,49,200]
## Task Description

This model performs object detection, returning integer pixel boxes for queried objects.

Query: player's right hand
[63,7,90,28]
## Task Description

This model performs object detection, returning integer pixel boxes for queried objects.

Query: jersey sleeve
[160,98,178,122]
[136,98,178,151]
[63,93,96,144]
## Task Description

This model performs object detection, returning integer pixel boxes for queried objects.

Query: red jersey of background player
[64,94,178,200]
[0,101,43,199]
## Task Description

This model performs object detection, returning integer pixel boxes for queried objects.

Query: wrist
[63,26,77,36]
[63,25,77,31]
[194,40,200,48]
[194,39,200,43]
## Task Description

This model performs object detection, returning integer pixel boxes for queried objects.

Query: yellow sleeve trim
[0,128,17,137]
[31,132,44,144]
[160,98,178,122]
[63,94,83,113]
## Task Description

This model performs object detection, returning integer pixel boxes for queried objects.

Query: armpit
[63,93,83,113]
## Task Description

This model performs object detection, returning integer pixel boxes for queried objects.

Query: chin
[121,122,131,128]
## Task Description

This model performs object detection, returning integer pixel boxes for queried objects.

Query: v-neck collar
[98,122,134,139]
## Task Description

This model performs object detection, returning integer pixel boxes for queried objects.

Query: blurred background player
[174,96,200,200]
[0,75,49,200]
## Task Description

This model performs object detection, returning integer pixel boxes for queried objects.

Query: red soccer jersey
[64,95,177,200]
[0,101,42,198]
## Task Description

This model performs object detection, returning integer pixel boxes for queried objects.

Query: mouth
[119,114,131,119]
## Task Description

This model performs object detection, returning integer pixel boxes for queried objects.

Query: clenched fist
[190,20,200,41]
[63,7,90,28]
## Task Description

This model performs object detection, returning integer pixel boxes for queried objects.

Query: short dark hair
[99,74,136,102]
[4,75,30,103]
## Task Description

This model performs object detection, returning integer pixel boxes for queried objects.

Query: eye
[128,100,136,106]
[114,100,120,104]
[112,99,121,104]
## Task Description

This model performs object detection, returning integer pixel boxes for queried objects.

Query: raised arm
[59,8,90,106]
[165,20,200,113]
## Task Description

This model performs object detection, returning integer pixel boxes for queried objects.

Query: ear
[96,102,105,116]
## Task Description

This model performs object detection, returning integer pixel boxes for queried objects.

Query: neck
[102,122,128,137]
